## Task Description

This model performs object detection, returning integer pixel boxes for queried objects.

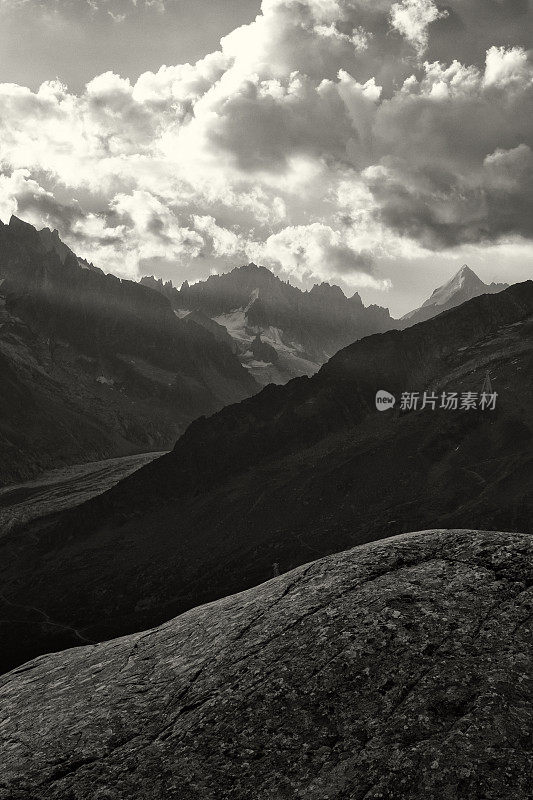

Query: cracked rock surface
[1,529,532,799]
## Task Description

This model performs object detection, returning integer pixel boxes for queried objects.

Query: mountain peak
[452,264,483,287]
[456,264,476,277]
[8,214,36,235]
[401,264,509,324]
[349,290,364,307]
[420,265,486,310]
[309,282,346,300]
[238,262,272,276]
[37,225,77,265]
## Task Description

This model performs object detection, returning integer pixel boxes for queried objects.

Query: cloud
[483,44,533,89]
[0,169,50,221]
[0,0,532,294]
[254,222,391,289]
[0,169,84,229]
[390,0,447,56]
[191,215,246,259]
[363,47,533,247]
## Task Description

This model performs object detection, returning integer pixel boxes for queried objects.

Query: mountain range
[0,216,257,485]
[0,214,511,487]
[1,279,531,672]
[141,266,394,386]
[142,263,510,384]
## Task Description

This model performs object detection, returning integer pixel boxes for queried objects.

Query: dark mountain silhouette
[0,280,531,672]
[1,529,531,800]
[401,265,508,327]
[142,265,394,385]
[0,216,257,485]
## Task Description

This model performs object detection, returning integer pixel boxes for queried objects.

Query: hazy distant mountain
[401,265,508,327]
[2,280,531,671]
[2,529,531,800]
[142,264,513,383]
[142,264,393,385]
[0,216,257,485]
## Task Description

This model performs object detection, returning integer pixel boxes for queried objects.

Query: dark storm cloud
[363,47,533,247]
[206,75,355,172]
[369,146,533,249]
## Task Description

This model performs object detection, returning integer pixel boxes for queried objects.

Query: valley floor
[0,451,166,534]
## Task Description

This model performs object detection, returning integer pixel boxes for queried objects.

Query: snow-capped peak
[421,265,484,309]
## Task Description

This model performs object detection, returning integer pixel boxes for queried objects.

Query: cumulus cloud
[0,0,532,296]
[191,215,246,259]
[254,222,391,289]
[0,170,51,222]
[364,46,533,247]
[483,45,533,89]
[0,169,84,230]
[390,0,447,57]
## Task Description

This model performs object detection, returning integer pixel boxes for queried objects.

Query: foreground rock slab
[1,529,532,800]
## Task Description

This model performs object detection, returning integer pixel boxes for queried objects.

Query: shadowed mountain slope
[0,217,257,484]
[1,529,532,800]
[0,281,531,672]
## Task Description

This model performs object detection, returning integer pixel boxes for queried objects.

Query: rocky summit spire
[401,265,509,326]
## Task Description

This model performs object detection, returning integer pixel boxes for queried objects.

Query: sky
[0,0,532,315]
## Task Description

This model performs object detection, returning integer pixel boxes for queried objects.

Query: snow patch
[211,293,321,386]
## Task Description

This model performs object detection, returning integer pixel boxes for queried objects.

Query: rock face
[1,281,532,673]
[0,216,258,484]
[1,529,531,800]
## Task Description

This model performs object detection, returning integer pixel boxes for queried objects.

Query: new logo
[375,390,396,411]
